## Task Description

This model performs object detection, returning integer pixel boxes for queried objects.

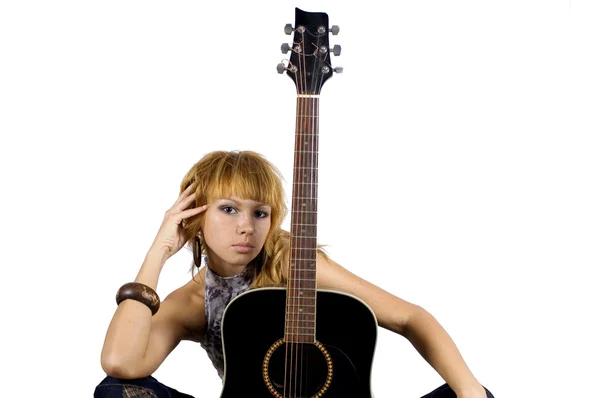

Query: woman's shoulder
[161,266,207,342]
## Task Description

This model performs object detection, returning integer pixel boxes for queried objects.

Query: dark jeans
[94,375,494,397]
[421,383,495,398]
[94,376,195,398]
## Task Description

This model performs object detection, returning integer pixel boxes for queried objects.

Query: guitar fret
[290,287,312,298]
[286,311,316,316]
[285,310,315,314]
[286,300,316,303]
[285,332,315,336]
[285,324,315,329]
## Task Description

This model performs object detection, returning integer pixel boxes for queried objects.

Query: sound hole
[266,341,330,398]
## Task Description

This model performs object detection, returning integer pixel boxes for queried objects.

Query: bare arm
[315,254,486,397]
[402,307,484,397]
[100,249,205,379]
[100,182,208,379]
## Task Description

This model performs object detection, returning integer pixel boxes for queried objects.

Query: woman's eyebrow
[218,198,270,208]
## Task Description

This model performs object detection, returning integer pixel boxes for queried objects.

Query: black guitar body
[220,288,377,398]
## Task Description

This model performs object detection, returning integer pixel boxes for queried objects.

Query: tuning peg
[284,24,294,35]
[330,25,340,35]
[281,43,290,54]
[334,67,343,74]
[277,63,286,74]
[331,45,341,56]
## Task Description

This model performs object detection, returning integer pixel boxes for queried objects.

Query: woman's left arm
[315,255,487,398]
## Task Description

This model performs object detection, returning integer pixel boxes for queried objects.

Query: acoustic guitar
[220,8,378,397]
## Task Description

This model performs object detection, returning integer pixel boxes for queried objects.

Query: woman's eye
[254,210,269,218]
[221,206,237,214]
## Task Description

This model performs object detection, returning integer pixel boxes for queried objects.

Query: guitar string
[309,25,328,397]
[300,27,325,398]
[304,29,322,398]
[299,27,313,398]
[287,29,305,398]
[296,31,308,397]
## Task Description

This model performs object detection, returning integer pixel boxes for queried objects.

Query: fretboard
[285,96,319,344]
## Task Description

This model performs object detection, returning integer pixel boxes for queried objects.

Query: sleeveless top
[199,261,254,380]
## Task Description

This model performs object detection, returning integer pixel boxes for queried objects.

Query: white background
[1,1,599,397]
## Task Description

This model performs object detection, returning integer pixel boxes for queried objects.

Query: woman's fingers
[179,204,208,221]
[177,189,200,211]
[174,182,197,207]
[170,184,200,213]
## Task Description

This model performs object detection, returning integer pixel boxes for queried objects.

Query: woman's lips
[232,243,254,254]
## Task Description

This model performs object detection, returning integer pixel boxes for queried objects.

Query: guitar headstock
[277,8,342,95]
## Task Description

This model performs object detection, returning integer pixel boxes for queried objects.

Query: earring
[193,236,202,268]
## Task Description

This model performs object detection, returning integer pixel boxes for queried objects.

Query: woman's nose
[237,214,254,234]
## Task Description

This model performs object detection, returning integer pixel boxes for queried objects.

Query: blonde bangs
[205,155,282,210]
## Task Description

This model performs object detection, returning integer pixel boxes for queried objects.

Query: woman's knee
[93,375,160,398]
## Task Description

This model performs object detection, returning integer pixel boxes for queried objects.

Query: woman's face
[201,196,272,275]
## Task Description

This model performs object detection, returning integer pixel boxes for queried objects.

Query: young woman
[95,150,494,398]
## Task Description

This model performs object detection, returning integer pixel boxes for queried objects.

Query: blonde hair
[179,150,296,287]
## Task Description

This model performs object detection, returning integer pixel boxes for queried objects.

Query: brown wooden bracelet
[115,282,160,315]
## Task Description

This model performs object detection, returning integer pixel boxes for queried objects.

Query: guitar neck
[285,96,320,343]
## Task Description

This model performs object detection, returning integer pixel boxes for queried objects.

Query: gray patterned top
[199,261,254,380]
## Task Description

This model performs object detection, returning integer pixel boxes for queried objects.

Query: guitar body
[220,288,377,398]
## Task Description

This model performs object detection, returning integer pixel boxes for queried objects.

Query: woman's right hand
[149,183,208,260]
